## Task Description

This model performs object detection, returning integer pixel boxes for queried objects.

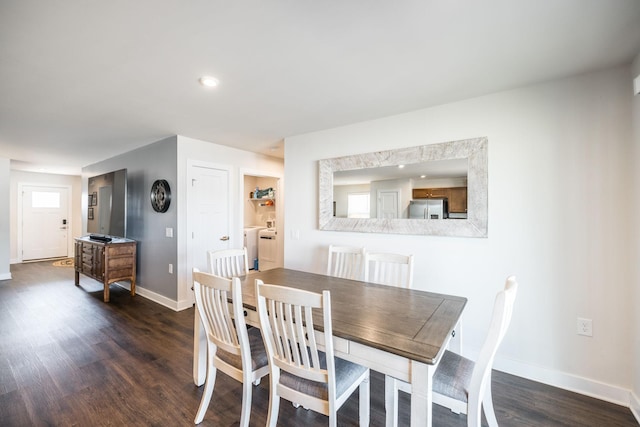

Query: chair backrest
[326,244,365,280]
[468,275,518,406]
[255,279,337,403]
[207,247,249,278]
[193,268,250,364]
[363,251,414,288]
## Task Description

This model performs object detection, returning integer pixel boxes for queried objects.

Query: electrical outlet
[577,317,592,337]
[168,263,173,274]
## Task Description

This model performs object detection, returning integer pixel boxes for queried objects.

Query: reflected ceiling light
[398,164,405,169]
[420,175,426,178]
[199,76,219,88]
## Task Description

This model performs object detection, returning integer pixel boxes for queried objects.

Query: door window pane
[32,191,60,208]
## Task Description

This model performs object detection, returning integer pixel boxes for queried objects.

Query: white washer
[244,226,266,270]
[258,228,277,271]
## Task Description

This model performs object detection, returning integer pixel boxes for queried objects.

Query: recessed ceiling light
[199,76,219,88]
[398,165,405,169]
[420,175,426,178]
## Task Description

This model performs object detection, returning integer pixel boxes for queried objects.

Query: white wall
[631,52,640,421]
[9,171,82,263]
[284,66,635,405]
[0,158,10,279]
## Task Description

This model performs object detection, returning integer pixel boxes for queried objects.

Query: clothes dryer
[258,228,277,271]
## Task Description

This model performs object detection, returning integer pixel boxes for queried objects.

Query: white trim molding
[495,355,632,408]
[135,285,192,312]
[630,391,640,424]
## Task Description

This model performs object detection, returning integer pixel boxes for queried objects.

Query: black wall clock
[150,179,171,213]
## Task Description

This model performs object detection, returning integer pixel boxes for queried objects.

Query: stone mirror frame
[318,137,488,237]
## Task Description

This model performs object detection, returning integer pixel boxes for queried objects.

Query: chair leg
[329,412,337,427]
[239,376,252,427]
[482,382,499,427]
[194,357,217,424]
[384,375,399,427]
[359,372,370,426]
[266,374,280,427]
[467,390,483,427]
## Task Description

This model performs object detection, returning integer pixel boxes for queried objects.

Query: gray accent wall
[83,136,178,300]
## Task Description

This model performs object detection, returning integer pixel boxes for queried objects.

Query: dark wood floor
[0,261,637,426]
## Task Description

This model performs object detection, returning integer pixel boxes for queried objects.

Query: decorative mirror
[318,137,488,237]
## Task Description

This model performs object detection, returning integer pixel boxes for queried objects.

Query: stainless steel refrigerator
[409,199,448,219]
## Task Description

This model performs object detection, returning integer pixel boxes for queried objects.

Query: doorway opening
[242,173,282,272]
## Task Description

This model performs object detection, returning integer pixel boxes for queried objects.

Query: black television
[87,169,127,238]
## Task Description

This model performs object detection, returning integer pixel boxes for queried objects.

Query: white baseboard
[630,391,640,424]
[494,356,631,407]
[134,285,192,312]
[0,272,12,280]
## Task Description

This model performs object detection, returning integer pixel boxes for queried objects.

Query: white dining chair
[192,269,269,425]
[363,251,414,288]
[207,247,249,278]
[255,279,370,427]
[385,275,519,427]
[326,244,365,280]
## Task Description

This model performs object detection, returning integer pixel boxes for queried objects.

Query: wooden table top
[239,268,467,365]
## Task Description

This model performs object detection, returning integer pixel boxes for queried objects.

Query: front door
[21,185,70,260]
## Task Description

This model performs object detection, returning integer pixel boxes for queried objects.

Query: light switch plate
[165,227,173,238]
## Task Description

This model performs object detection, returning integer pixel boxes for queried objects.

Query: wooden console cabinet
[74,236,137,302]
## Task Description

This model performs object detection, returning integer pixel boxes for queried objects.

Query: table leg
[385,375,399,427]
[410,361,434,427]
[193,307,207,386]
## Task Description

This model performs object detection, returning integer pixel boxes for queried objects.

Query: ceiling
[334,158,468,186]
[1,1,640,175]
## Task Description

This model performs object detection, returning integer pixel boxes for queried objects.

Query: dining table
[193,268,467,427]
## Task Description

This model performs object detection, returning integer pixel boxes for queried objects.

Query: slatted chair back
[363,251,414,288]
[326,244,365,280]
[207,247,249,278]
[194,269,245,357]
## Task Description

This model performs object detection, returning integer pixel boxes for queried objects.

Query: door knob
[220,236,230,241]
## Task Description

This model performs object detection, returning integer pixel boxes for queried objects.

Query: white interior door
[22,185,70,260]
[188,165,230,273]
[377,190,400,219]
